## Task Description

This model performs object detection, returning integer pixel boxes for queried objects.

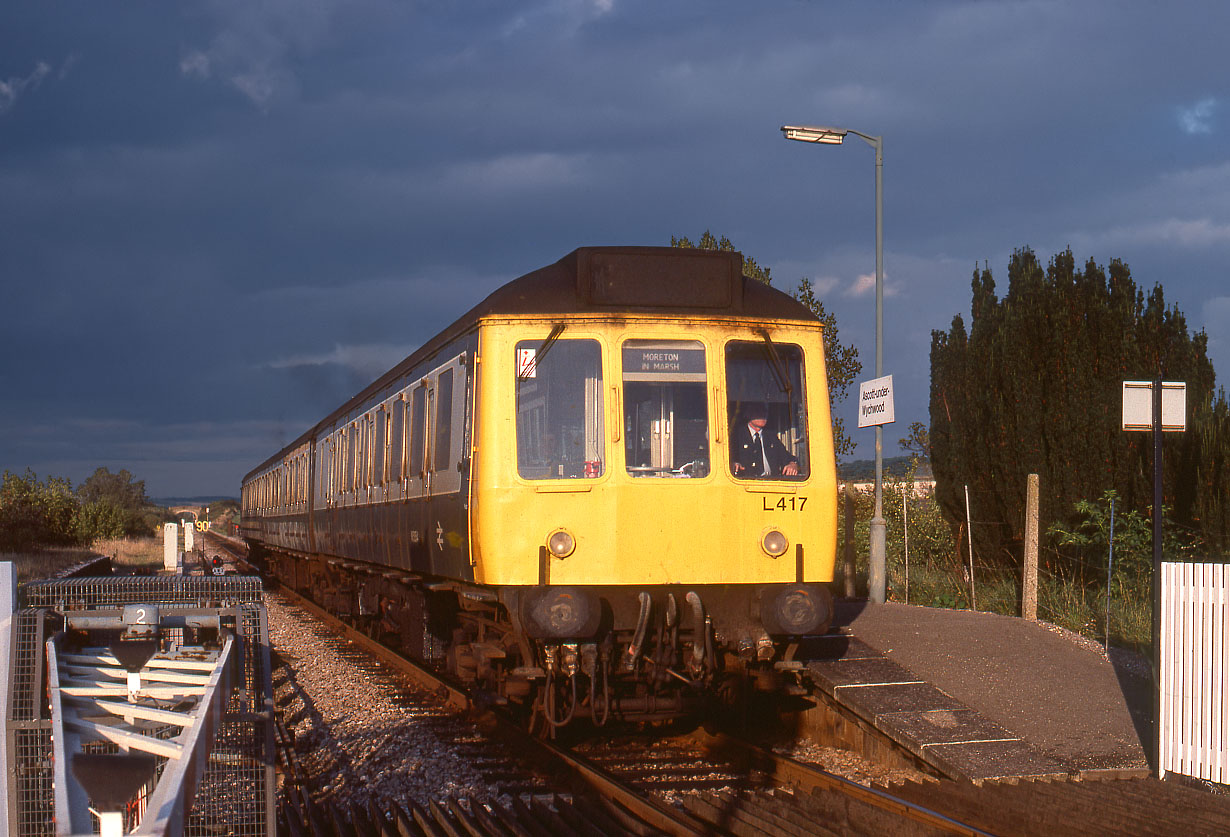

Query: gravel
[265,591,506,810]
[266,587,938,813]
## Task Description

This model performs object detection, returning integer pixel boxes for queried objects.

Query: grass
[2,536,165,586]
[883,556,1153,655]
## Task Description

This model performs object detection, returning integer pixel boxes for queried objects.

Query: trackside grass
[3,536,164,585]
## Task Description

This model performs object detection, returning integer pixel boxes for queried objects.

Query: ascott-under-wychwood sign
[857,374,895,428]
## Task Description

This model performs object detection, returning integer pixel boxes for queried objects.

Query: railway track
[205,533,1230,836]
[205,533,984,835]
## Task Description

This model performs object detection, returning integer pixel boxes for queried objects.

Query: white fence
[1160,560,1230,781]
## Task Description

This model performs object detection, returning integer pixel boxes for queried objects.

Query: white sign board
[1122,381,1186,432]
[857,374,896,428]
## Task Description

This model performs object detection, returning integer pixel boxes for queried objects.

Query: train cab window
[622,340,709,477]
[515,339,605,479]
[725,340,810,480]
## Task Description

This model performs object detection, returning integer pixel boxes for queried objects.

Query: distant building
[839,479,935,498]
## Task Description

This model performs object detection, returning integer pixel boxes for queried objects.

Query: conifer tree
[929,247,1224,564]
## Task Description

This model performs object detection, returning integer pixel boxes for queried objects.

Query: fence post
[1023,473,1039,620]
[1,561,14,834]
[843,485,856,598]
[902,489,910,605]
[964,484,977,611]
[1105,497,1116,652]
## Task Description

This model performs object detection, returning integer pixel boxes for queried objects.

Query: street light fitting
[781,125,847,144]
[780,118,887,605]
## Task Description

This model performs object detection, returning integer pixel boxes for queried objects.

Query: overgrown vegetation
[0,467,170,553]
[6,537,165,584]
[838,433,1156,653]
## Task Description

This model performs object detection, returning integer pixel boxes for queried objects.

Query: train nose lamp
[760,528,789,558]
[547,529,576,559]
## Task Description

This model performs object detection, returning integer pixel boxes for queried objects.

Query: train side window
[360,417,370,490]
[389,399,403,482]
[725,340,810,480]
[409,385,426,478]
[346,423,357,493]
[515,339,605,480]
[372,410,385,487]
[622,340,708,478]
[434,370,453,473]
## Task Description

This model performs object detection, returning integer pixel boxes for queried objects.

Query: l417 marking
[763,496,807,511]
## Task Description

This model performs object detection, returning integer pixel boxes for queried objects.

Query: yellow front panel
[470,316,837,586]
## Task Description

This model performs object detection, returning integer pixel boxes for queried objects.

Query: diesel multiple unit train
[242,246,838,730]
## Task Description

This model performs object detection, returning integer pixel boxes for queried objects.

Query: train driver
[730,403,799,478]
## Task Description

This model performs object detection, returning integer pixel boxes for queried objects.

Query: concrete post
[1,561,15,832]
[1023,473,1039,620]
[843,485,857,598]
[163,523,179,571]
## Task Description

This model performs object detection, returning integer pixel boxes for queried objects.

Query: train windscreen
[515,339,605,479]
[622,340,709,478]
[725,340,810,480]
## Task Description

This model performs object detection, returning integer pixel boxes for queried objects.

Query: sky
[2,0,1227,498]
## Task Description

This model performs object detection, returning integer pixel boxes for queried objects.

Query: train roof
[244,246,819,482]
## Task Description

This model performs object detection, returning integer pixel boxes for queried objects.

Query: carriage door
[426,354,468,572]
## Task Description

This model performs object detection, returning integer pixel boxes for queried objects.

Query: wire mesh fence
[5,575,273,837]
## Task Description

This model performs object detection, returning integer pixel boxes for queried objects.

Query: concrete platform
[796,601,1151,783]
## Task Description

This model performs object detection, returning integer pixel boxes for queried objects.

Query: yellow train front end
[470,309,837,726]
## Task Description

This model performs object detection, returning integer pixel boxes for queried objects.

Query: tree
[78,467,148,510]
[899,421,930,467]
[929,247,1224,566]
[0,469,80,552]
[75,467,154,539]
[671,231,862,455]
[671,231,773,284]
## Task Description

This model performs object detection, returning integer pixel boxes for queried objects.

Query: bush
[73,500,133,542]
[0,469,80,552]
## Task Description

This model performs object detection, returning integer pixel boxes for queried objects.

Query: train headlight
[547,529,576,559]
[760,528,789,558]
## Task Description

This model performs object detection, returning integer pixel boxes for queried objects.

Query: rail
[215,534,988,836]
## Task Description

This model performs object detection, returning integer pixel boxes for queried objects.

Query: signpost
[857,374,895,603]
[1122,379,1186,775]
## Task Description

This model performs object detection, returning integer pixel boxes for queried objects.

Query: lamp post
[781,124,887,604]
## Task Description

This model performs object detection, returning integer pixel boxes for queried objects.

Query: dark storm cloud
[2,0,1228,495]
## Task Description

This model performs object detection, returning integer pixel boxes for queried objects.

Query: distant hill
[838,456,931,481]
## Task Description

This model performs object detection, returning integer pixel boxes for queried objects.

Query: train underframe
[252,543,833,734]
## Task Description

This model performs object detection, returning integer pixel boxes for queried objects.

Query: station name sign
[857,374,895,428]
